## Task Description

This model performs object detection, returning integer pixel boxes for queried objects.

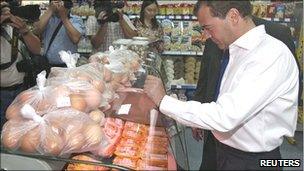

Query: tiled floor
[172,127,303,171]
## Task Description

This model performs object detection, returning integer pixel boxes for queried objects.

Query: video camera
[1,0,41,23]
[96,0,125,24]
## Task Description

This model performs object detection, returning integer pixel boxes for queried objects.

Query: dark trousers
[200,131,282,171]
[0,84,24,130]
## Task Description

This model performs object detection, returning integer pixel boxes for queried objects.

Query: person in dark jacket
[192,11,300,171]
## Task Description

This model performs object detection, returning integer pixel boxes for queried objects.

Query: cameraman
[1,1,41,128]
[91,2,137,52]
[34,0,84,67]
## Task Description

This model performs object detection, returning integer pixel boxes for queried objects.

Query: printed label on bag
[56,96,71,108]
[117,104,131,115]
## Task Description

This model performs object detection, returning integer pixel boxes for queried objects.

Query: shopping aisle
[178,127,303,171]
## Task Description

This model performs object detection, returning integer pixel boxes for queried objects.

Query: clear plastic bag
[2,105,103,156]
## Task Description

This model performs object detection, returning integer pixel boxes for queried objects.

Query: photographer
[91,1,137,52]
[1,1,41,129]
[34,0,84,67]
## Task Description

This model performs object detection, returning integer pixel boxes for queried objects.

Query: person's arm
[9,16,41,54]
[118,11,137,38]
[33,5,56,35]
[91,23,108,50]
[57,6,81,44]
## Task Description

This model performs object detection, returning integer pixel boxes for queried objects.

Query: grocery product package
[2,105,103,156]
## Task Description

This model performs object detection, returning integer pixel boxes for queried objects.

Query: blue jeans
[1,87,24,130]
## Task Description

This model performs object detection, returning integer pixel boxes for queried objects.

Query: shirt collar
[229,25,266,51]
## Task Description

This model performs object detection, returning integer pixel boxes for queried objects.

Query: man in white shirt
[143,1,299,170]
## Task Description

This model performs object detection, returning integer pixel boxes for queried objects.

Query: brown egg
[83,124,102,147]
[92,80,105,93]
[65,133,85,152]
[18,90,34,104]
[42,129,64,156]
[20,126,40,153]
[89,109,105,123]
[84,89,102,111]
[103,67,113,82]
[1,121,23,149]
[5,104,21,120]
[70,94,87,112]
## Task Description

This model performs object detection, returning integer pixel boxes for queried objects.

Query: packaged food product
[113,156,138,170]
[67,154,109,171]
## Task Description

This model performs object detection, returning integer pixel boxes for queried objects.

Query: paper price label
[117,104,132,115]
[56,96,71,108]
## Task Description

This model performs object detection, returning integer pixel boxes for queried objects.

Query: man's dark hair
[194,0,252,19]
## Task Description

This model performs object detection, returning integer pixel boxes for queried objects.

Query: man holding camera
[91,1,136,52]
[0,1,41,128]
[34,0,84,67]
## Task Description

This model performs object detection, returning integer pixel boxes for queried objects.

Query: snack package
[2,105,103,156]
[95,118,124,158]
[67,154,110,171]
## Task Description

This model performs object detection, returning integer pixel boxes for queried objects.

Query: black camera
[96,0,125,24]
[1,0,41,23]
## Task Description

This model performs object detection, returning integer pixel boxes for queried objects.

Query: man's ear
[226,8,241,26]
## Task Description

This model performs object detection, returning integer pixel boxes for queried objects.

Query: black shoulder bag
[15,22,63,88]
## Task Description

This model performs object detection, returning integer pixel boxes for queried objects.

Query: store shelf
[171,84,197,90]
[127,14,197,21]
[162,51,203,56]
[262,17,295,23]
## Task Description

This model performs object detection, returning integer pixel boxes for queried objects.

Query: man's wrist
[157,95,166,108]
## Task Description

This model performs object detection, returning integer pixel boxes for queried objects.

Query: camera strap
[45,21,63,55]
[0,27,19,70]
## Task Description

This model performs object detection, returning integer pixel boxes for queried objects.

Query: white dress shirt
[160,25,299,152]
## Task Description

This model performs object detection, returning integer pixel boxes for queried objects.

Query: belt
[214,136,280,156]
[50,63,67,68]
[1,83,24,91]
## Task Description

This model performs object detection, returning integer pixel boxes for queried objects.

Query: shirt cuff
[159,95,186,116]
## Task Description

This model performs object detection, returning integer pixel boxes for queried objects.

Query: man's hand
[57,3,68,21]
[1,2,11,24]
[8,16,29,35]
[97,11,108,25]
[49,0,60,13]
[143,75,166,107]
[192,127,204,141]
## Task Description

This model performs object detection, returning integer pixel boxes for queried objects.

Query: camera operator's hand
[57,3,68,21]
[1,1,11,24]
[9,15,29,35]
[97,11,108,25]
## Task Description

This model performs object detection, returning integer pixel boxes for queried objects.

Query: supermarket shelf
[171,84,197,90]
[162,51,203,56]
[128,14,197,21]
[262,17,295,23]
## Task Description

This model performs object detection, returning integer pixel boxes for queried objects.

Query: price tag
[176,85,182,89]
[285,18,291,22]
[184,15,190,20]
[158,15,165,19]
[117,104,132,115]
[56,96,71,108]
[169,15,174,19]
[192,16,197,20]
[274,18,279,21]
[176,16,182,19]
